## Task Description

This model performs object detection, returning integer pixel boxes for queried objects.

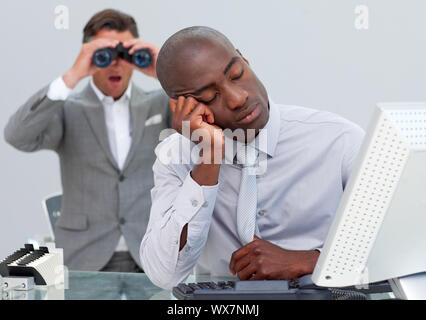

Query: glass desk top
[1,270,172,300]
[1,271,394,300]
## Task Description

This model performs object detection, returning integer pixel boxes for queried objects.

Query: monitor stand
[388,272,426,299]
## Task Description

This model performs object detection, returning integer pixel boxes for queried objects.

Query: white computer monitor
[312,102,426,299]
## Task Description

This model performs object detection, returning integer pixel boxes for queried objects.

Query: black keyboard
[173,279,333,300]
[172,276,393,300]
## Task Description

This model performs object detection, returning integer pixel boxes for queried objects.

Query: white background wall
[1,0,425,258]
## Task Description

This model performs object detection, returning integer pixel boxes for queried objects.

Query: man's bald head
[157,26,269,133]
[156,26,237,97]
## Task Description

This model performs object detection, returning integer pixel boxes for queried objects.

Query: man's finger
[169,98,177,113]
[190,103,219,128]
[229,246,250,275]
[122,39,159,55]
[188,102,215,122]
[201,104,215,124]
[129,44,155,55]
[175,96,186,114]
[233,254,251,275]
[122,39,138,48]
[182,96,200,117]
[250,272,268,281]
[236,262,257,280]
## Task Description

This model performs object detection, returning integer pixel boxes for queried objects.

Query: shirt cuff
[172,172,218,224]
[47,76,72,101]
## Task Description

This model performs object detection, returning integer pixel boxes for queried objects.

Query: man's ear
[236,49,249,65]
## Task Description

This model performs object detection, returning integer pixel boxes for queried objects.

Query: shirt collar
[224,98,281,164]
[90,78,132,103]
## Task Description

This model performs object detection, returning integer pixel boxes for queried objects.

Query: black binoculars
[92,42,152,68]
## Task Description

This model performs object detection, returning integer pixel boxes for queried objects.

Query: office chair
[41,192,62,241]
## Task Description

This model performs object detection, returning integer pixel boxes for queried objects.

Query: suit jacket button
[119,175,125,182]
[119,218,126,225]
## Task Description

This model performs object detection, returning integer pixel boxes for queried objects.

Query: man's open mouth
[109,76,122,83]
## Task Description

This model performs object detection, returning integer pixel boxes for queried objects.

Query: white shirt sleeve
[47,76,72,101]
[342,123,365,189]
[140,158,219,290]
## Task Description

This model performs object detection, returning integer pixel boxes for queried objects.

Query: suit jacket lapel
[80,84,119,169]
[121,84,150,172]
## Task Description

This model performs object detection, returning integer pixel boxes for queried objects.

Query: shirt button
[258,210,266,216]
[191,199,199,207]
[202,201,208,208]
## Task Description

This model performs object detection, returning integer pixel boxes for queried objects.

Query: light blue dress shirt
[140,100,365,290]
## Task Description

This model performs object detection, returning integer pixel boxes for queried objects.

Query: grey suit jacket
[4,82,172,271]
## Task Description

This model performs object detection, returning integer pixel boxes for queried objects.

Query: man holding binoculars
[4,9,172,273]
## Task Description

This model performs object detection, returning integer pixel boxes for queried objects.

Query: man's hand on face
[122,39,159,79]
[63,38,120,89]
[229,236,320,280]
[169,96,225,163]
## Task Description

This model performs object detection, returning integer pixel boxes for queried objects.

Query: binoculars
[93,42,152,68]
